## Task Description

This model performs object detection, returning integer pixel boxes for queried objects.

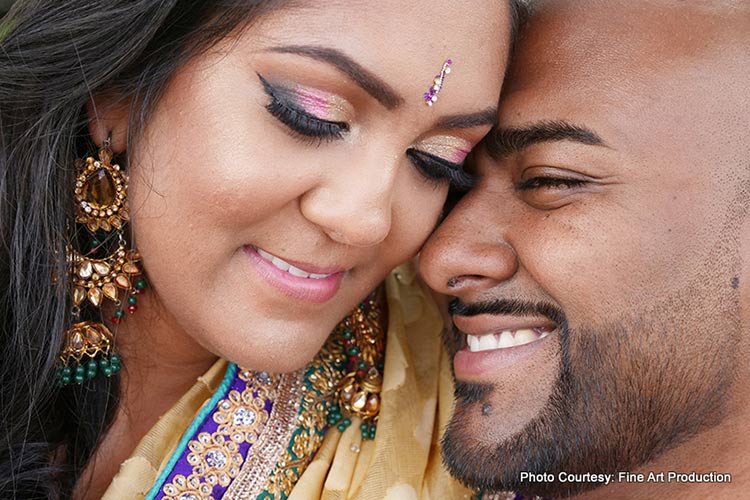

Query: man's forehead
[495,0,750,145]
[506,0,749,94]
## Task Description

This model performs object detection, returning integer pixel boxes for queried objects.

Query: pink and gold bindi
[424,59,453,107]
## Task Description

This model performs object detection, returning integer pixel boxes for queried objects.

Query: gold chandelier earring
[56,138,146,386]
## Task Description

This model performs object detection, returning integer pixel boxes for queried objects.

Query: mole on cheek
[481,402,493,416]
[731,276,739,289]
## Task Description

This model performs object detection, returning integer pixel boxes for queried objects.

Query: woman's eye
[517,176,588,191]
[259,75,349,143]
[406,148,477,192]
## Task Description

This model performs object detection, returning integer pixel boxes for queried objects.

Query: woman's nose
[299,155,396,248]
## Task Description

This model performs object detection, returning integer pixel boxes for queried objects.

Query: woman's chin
[209,323,335,374]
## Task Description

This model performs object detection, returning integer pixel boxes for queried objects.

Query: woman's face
[116,0,509,372]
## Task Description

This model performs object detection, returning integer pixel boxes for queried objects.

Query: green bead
[99,359,110,369]
[336,423,348,432]
[135,279,147,290]
[347,347,360,356]
[327,416,339,425]
[343,331,352,339]
[91,239,100,246]
[114,309,125,318]
[110,363,121,374]
[342,418,351,426]
[74,374,84,384]
[360,423,368,431]
[377,362,385,370]
[357,361,367,370]
[61,375,71,385]
[102,366,113,377]
[75,365,85,375]
[330,405,340,414]
[127,296,137,305]
[110,354,122,365]
[61,366,72,377]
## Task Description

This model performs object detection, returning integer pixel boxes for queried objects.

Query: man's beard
[442,290,739,498]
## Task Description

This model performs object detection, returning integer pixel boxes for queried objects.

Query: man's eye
[517,176,588,191]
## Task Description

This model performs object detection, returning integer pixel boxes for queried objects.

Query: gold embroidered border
[223,370,304,498]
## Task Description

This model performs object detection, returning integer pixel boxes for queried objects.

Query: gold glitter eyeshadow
[417,135,472,164]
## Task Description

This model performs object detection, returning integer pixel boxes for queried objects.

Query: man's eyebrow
[437,107,498,129]
[487,120,607,159]
[267,44,404,110]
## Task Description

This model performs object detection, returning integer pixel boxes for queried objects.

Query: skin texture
[419,1,750,498]
[80,1,510,497]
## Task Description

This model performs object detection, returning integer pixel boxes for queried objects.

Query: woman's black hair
[0,1,285,497]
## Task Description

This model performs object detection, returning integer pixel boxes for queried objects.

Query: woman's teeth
[466,328,553,352]
[256,248,332,279]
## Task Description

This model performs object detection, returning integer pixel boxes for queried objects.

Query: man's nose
[420,190,519,298]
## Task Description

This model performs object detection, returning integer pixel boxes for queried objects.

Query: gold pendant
[74,146,129,233]
[332,292,386,439]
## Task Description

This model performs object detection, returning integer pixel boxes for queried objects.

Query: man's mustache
[448,297,567,327]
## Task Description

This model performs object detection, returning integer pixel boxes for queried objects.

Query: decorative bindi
[424,59,453,107]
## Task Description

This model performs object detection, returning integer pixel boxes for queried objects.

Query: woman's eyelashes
[406,149,477,191]
[259,74,349,143]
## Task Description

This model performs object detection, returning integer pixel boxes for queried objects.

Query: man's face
[420,1,750,497]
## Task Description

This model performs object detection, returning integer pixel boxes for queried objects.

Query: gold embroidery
[261,342,348,499]
[161,473,213,500]
[222,372,303,498]
[161,371,279,499]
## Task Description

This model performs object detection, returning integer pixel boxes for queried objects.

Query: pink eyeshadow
[294,88,339,120]
[448,148,471,164]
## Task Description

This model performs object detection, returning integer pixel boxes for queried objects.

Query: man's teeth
[256,248,331,279]
[466,328,553,352]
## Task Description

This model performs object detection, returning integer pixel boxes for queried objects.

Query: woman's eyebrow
[267,44,404,110]
[436,107,498,129]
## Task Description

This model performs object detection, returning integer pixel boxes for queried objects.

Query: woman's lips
[244,245,345,303]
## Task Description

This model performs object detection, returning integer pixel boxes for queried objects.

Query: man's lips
[451,313,560,378]
[453,314,557,353]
